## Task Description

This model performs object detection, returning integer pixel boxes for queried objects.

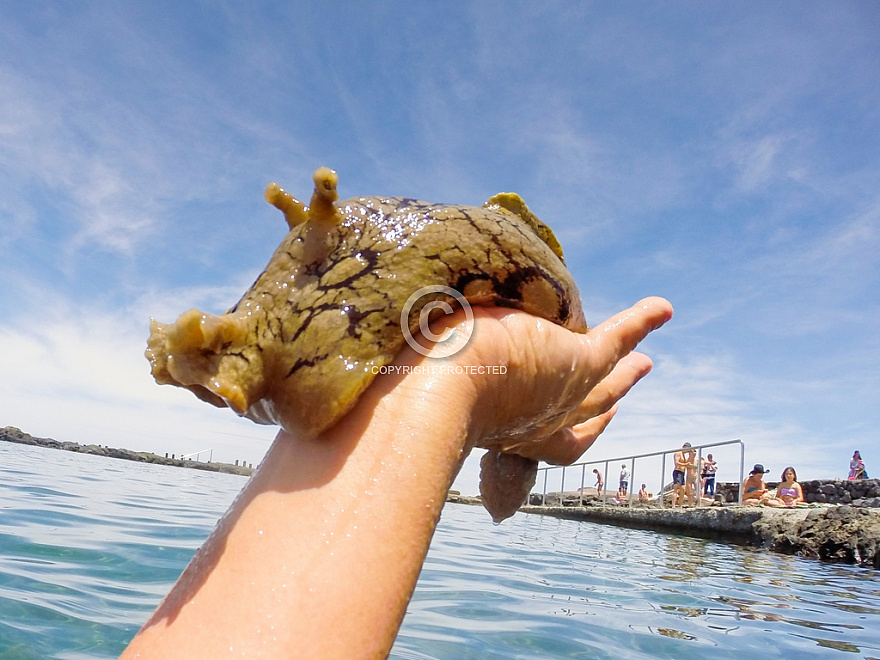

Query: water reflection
[658,535,707,582]
[402,508,880,658]
[653,627,697,641]
[809,638,861,653]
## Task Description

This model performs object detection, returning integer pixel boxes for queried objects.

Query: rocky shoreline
[0,426,254,476]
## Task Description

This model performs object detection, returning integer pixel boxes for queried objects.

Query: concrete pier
[519,503,762,539]
[446,492,880,569]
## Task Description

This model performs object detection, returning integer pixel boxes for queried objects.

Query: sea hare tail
[479,451,538,523]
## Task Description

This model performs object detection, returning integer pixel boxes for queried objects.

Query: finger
[563,351,653,427]
[505,405,619,465]
[583,297,672,378]
[569,405,618,445]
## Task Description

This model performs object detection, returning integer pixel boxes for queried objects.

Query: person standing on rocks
[702,454,718,498]
[672,443,694,507]
[619,464,630,499]
[593,468,604,498]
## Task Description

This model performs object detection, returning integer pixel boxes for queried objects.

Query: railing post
[579,464,586,506]
[602,462,609,508]
[738,439,744,506]
[542,469,548,507]
[695,447,703,507]
[560,466,566,504]
[628,457,635,507]
[660,452,667,509]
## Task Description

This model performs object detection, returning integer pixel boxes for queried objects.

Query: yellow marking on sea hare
[485,193,565,263]
[146,167,587,522]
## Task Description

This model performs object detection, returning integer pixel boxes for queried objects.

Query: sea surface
[1,443,879,659]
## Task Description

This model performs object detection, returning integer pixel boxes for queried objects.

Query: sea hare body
[146,167,586,521]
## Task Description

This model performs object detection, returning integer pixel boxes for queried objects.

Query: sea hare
[146,167,586,521]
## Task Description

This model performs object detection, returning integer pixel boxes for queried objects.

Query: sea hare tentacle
[307,166,341,225]
[265,182,308,229]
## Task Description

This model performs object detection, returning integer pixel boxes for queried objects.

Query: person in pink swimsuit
[766,466,804,507]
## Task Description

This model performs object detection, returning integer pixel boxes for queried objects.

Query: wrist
[331,338,482,489]
[388,307,507,450]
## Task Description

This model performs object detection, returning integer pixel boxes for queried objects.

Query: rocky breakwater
[753,506,880,568]
[1,426,253,476]
[522,491,880,569]
[802,478,880,506]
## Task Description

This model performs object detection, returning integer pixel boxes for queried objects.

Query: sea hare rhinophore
[146,167,586,521]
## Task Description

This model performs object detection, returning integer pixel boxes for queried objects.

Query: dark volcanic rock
[753,507,880,568]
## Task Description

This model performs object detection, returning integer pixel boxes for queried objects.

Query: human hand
[442,296,673,465]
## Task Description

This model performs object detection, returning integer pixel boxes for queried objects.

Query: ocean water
[1,444,879,659]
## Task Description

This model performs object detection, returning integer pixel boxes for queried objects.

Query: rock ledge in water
[753,506,880,568]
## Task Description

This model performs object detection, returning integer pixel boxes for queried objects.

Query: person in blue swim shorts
[672,442,694,507]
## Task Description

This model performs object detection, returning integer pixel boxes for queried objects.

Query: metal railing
[533,439,744,508]
[180,448,213,463]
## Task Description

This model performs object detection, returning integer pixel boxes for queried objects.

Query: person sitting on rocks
[849,450,867,480]
[742,464,771,506]
[638,484,649,502]
[765,467,804,507]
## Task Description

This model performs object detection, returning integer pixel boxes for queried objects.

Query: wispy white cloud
[0,20,295,261]
[67,164,160,255]
[0,291,275,464]
[0,66,161,255]
[726,133,793,192]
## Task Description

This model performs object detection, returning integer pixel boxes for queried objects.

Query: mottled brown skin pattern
[146,168,586,521]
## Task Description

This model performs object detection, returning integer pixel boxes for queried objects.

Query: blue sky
[1,2,878,495]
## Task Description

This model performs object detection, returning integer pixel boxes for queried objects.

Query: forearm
[122,363,475,659]
[122,299,672,658]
